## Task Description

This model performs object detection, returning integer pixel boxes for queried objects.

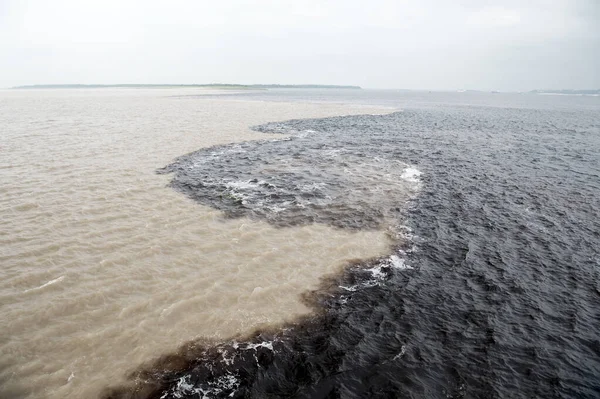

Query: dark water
[156,115,420,231]
[105,92,600,398]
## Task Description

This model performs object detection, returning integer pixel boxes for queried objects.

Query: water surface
[0,89,391,399]
[106,91,600,398]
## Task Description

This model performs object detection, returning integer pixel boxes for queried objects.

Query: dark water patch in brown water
[156,114,419,231]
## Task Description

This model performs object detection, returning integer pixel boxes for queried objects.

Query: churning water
[2,89,600,398]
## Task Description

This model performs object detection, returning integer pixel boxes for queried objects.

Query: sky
[0,0,598,90]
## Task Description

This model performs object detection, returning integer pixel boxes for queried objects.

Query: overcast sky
[0,0,598,90]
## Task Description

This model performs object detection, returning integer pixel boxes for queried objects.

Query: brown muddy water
[0,89,393,398]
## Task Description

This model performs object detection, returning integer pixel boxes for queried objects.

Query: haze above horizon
[1,0,598,92]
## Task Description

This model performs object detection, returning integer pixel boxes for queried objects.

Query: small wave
[23,275,65,293]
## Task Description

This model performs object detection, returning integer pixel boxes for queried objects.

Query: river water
[2,89,599,398]
[0,89,392,399]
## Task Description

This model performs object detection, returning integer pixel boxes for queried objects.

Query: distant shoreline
[9,85,597,94]
[11,83,362,90]
[530,89,599,96]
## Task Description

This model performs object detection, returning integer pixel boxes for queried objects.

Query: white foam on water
[165,373,240,399]
[367,243,417,280]
[217,347,237,366]
[393,345,407,360]
[225,180,261,190]
[267,204,288,213]
[389,255,414,270]
[322,149,343,157]
[242,341,274,351]
[300,182,327,192]
[172,375,196,397]
[367,264,387,280]
[295,131,310,139]
[270,136,293,142]
[337,227,419,296]
[23,276,65,293]
[163,339,276,397]
[401,167,422,183]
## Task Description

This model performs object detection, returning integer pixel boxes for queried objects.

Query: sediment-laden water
[105,95,600,398]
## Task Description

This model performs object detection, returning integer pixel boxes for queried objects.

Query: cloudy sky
[0,0,598,90]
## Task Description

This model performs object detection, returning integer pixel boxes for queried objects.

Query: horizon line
[5,84,600,93]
